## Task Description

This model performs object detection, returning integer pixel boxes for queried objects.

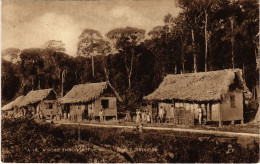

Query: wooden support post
[219,120,223,127]
[219,105,222,127]
[116,107,118,120]
[231,120,235,125]
[207,103,210,121]
[241,119,244,125]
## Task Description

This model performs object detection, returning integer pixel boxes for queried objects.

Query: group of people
[135,109,151,123]
[134,104,208,125]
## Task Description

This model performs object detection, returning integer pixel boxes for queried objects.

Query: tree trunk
[126,52,134,90]
[103,65,109,82]
[192,29,197,73]
[102,56,109,82]
[31,76,34,91]
[128,59,133,89]
[194,54,197,73]
[209,43,213,71]
[231,18,235,69]
[61,72,64,97]
[2,79,5,90]
[181,35,185,74]
[61,69,66,97]
[74,69,78,83]
[38,78,41,89]
[16,76,25,96]
[255,47,259,70]
[242,60,245,75]
[182,62,185,74]
[91,55,95,78]
[204,11,208,72]
[46,76,50,89]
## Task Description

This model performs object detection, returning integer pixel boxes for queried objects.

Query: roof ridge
[166,69,242,77]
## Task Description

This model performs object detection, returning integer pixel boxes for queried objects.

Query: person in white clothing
[136,109,141,123]
[159,106,165,123]
[198,106,202,125]
[99,109,104,122]
[146,111,151,123]
[141,111,146,123]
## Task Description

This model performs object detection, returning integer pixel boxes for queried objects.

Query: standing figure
[125,110,131,122]
[136,109,141,123]
[146,111,151,123]
[159,106,165,123]
[99,109,104,122]
[36,105,40,119]
[58,108,62,121]
[64,112,67,120]
[22,108,26,116]
[198,106,202,125]
[141,111,146,123]
[201,104,207,124]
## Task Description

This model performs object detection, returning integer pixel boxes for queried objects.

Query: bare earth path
[57,122,259,138]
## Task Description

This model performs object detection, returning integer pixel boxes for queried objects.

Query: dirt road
[57,122,259,138]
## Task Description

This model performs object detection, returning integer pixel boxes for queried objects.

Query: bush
[2,118,103,162]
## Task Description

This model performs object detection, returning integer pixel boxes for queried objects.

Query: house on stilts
[59,81,122,122]
[143,69,251,126]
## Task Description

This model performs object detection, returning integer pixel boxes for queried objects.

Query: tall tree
[50,51,71,97]
[96,40,112,81]
[179,0,220,72]
[106,27,145,90]
[178,0,202,73]
[77,29,103,78]
[44,40,66,52]
[217,0,243,69]
[193,0,218,72]
[19,48,44,92]
[239,0,259,70]
[1,48,21,63]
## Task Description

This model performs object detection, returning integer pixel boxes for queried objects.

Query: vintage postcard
[1,0,259,163]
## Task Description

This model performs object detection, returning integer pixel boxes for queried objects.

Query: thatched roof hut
[2,96,24,111]
[59,81,122,104]
[19,89,56,107]
[143,69,251,102]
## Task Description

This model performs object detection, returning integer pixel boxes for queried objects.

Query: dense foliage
[1,118,127,163]
[2,0,259,110]
[2,118,259,163]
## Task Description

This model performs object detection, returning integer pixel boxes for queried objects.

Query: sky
[2,0,182,56]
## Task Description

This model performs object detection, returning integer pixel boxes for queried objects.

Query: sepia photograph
[1,0,259,163]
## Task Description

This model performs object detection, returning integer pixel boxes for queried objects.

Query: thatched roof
[59,82,122,104]
[2,96,24,111]
[19,89,55,107]
[143,69,251,102]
